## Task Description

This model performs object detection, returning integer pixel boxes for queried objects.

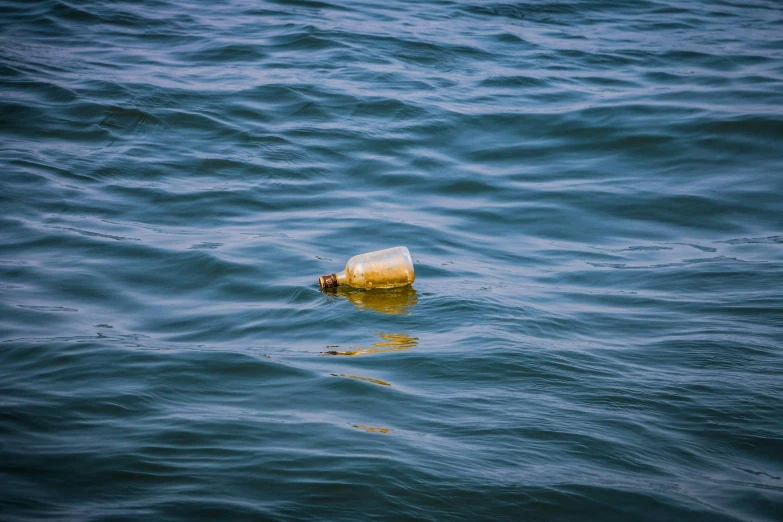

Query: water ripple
[2,0,783,520]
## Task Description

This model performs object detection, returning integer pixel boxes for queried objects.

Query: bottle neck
[319,270,348,289]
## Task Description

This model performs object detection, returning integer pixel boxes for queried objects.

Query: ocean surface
[2,0,782,520]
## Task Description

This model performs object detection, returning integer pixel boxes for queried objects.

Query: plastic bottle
[319,246,415,290]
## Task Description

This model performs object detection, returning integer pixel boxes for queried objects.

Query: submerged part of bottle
[319,246,415,290]
[324,285,418,315]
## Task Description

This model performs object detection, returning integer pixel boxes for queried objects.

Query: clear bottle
[319,246,415,290]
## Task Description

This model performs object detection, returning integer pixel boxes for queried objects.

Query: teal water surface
[1,0,783,520]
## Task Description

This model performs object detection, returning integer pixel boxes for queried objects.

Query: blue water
[2,0,782,520]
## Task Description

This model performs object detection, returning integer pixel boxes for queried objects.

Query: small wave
[716,235,783,245]
[98,106,164,136]
[588,256,754,270]
[17,305,77,312]
[55,226,141,242]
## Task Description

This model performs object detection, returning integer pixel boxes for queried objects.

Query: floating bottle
[319,246,415,290]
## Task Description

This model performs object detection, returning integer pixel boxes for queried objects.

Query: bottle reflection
[323,285,418,315]
[321,332,419,357]
[319,289,418,435]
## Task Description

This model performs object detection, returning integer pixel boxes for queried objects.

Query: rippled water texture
[2,0,782,520]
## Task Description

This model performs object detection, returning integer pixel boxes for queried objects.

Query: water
[2,0,782,519]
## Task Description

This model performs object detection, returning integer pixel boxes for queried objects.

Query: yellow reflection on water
[332,374,391,386]
[353,424,389,434]
[321,332,419,356]
[323,285,418,315]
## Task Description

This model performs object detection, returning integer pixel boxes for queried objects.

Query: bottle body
[320,246,415,290]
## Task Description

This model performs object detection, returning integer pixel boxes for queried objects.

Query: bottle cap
[319,273,339,289]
